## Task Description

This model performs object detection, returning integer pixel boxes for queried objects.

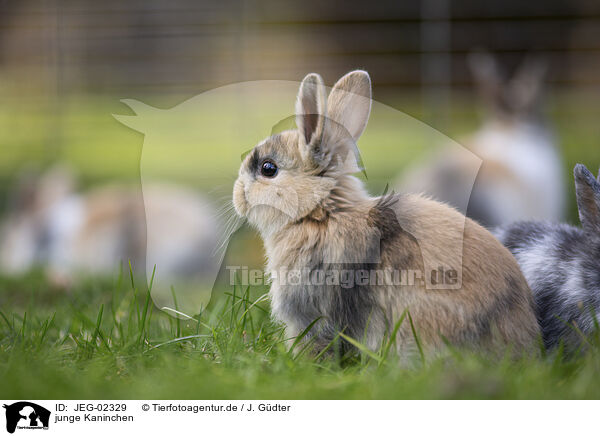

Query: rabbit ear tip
[574,163,590,178]
[339,70,372,92]
[349,69,370,79]
[301,73,323,84]
[574,164,599,189]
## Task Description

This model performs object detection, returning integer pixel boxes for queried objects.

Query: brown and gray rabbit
[0,165,218,287]
[233,70,540,358]
[398,52,565,228]
[494,164,600,350]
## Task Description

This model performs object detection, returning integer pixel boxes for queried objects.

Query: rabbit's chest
[264,219,386,339]
[268,259,381,343]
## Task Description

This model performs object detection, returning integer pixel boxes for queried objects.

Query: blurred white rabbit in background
[398,51,566,228]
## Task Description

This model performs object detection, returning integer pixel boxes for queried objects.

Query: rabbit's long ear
[507,56,547,114]
[574,164,600,235]
[468,51,503,108]
[296,73,327,151]
[327,70,372,142]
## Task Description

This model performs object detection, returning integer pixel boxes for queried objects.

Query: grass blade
[380,310,408,365]
[338,332,382,364]
[287,316,323,356]
[407,311,425,365]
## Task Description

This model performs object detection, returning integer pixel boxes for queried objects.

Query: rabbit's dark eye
[260,160,278,178]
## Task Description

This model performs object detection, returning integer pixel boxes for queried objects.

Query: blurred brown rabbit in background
[0,165,218,288]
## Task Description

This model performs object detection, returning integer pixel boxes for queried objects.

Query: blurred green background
[0,1,599,220]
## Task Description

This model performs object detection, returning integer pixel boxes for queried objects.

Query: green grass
[2,268,600,399]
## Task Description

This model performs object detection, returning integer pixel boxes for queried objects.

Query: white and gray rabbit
[494,164,600,350]
[398,52,565,228]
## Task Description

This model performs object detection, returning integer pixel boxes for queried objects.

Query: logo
[3,402,50,434]
[112,79,481,316]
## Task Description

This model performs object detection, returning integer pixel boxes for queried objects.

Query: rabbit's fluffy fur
[494,164,600,350]
[233,70,540,357]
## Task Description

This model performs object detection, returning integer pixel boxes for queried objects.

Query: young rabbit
[398,52,565,228]
[494,164,600,350]
[233,70,540,358]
